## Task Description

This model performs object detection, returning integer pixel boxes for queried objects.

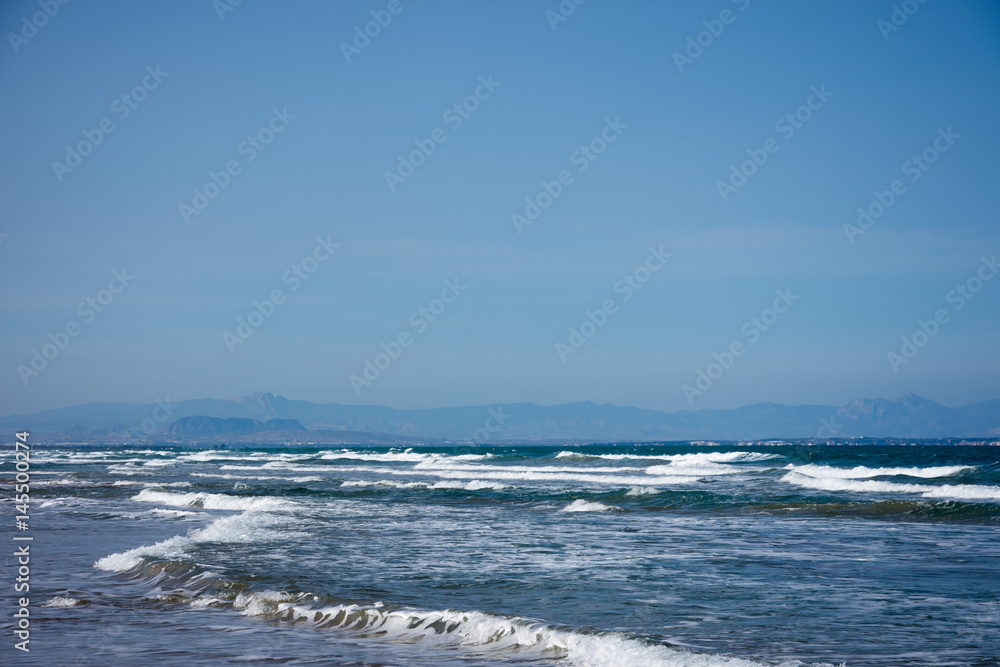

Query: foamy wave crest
[107,463,154,476]
[410,469,700,487]
[319,448,489,463]
[561,499,621,512]
[555,451,595,460]
[782,472,1000,502]
[43,596,84,607]
[230,592,781,666]
[662,452,780,464]
[143,509,204,519]
[175,451,258,463]
[645,463,744,477]
[95,511,296,572]
[415,460,644,474]
[38,497,96,509]
[340,479,507,491]
[190,472,324,483]
[785,464,973,479]
[557,451,779,464]
[132,488,296,511]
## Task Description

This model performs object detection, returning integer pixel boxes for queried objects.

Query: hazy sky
[2,0,999,415]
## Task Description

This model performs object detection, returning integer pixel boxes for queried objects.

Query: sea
[3,441,1000,666]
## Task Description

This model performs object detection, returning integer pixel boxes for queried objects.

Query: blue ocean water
[4,442,1000,666]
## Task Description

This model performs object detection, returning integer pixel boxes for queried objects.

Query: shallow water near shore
[4,442,999,666]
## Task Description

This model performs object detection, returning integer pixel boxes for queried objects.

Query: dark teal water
[4,443,999,665]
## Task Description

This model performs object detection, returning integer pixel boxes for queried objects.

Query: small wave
[175,451,258,463]
[132,488,296,511]
[340,479,507,491]
[32,478,95,487]
[144,509,204,519]
[786,464,973,479]
[555,451,596,460]
[782,472,1000,502]
[229,591,779,666]
[107,463,154,476]
[38,497,95,509]
[319,448,488,463]
[645,463,745,477]
[557,451,779,464]
[95,511,297,572]
[42,596,85,607]
[415,460,645,474]
[190,472,324,483]
[339,467,702,487]
[561,499,621,512]
[626,486,659,496]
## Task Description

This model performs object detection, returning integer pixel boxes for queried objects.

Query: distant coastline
[4,392,999,445]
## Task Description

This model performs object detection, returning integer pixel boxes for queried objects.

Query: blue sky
[1,0,998,415]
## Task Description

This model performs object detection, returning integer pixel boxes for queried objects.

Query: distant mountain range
[2,392,998,445]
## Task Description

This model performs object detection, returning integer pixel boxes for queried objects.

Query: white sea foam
[190,472,324,483]
[782,472,1000,502]
[230,592,776,667]
[626,486,659,496]
[556,451,779,464]
[785,463,973,479]
[131,488,296,511]
[143,509,204,519]
[95,511,296,572]
[561,499,621,512]
[107,463,154,476]
[175,451,264,463]
[340,479,507,491]
[340,479,424,489]
[412,469,700,487]
[220,462,698,487]
[142,481,193,488]
[33,478,94,487]
[43,596,84,607]
[38,497,95,508]
[645,463,744,477]
[318,448,488,463]
[415,460,646,474]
